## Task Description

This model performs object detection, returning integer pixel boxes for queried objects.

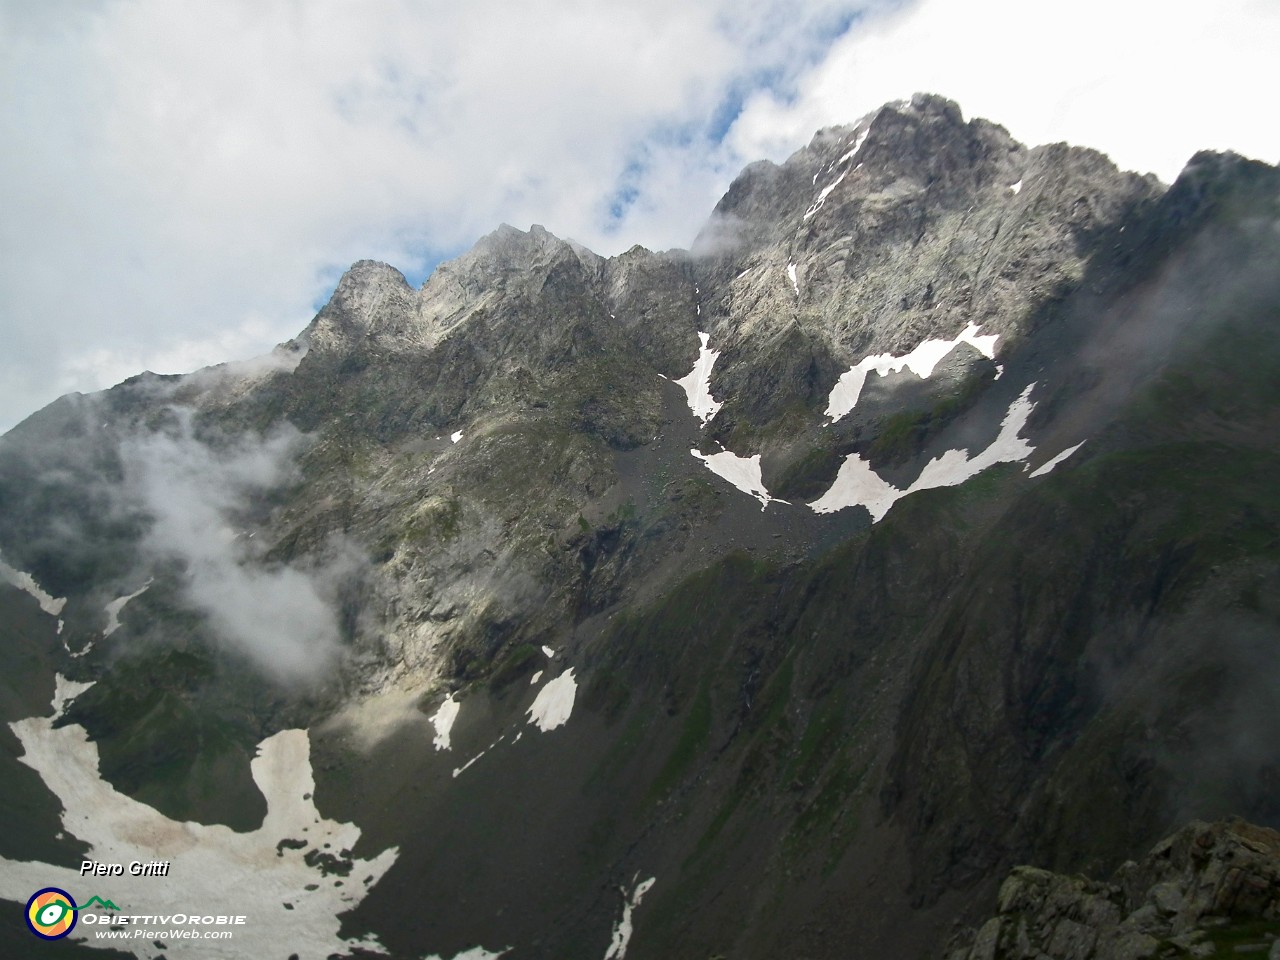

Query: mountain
[0,93,1277,960]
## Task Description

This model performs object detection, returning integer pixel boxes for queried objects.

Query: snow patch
[541,645,556,659]
[1009,179,1023,194]
[452,751,487,778]
[423,949,510,960]
[807,452,902,522]
[836,126,871,166]
[0,553,67,617]
[450,431,464,444]
[690,449,782,510]
[454,729,519,778]
[527,668,577,732]
[673,333,723,425]
[825,323,1000,422]
[787,263,800,296]
[811,384,1039,521]
[910,384,1036,490]
[0,679,399,959]
[603,876,657,960]
[803,170,847,221]
[51,675,94,720]
[432,694,460,751]
[103,579,153,638]
[530,670,543,685]
[1029,441,1086,478]
[62,633,94,660]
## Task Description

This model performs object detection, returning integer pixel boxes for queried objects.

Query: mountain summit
[2,95,1278,960]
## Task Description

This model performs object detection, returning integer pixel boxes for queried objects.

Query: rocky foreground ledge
[945,820,1280,960]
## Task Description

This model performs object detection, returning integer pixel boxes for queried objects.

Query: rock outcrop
[946,820,1280,960]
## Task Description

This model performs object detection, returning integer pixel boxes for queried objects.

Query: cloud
[0,0,869,433]
[1,0,1276,435]
[726,0,1280,184]
[120,409,356,683]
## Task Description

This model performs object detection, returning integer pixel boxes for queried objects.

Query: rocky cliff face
[946,819,1280,960]
[0,95,1277,960]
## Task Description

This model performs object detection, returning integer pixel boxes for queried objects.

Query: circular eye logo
[26,888,78,940]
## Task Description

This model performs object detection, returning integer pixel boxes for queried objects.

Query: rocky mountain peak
[331,258,413,306]
[426,222,601,313]
[304,259,415,352]
[471,221,571,262]
[697,94,1004,255]
[302,224,607,362]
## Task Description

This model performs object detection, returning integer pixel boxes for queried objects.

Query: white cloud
[728,0,1280,183]
[0,0,868,432]
[120,409,357,682]
[1,0,1276,434]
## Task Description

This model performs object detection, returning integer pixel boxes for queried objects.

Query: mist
[120,410,357,684]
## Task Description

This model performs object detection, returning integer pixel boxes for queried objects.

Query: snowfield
[0,678,399,959]
[811,384,1040,520]
[527,668,578,732]
[673,333,724,424]
[825,323,1000,422]
[690,449,781,509]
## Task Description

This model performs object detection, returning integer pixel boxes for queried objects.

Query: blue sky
[1,0,1277,433]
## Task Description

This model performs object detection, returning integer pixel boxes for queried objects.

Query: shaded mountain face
[1,93,1277,960]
